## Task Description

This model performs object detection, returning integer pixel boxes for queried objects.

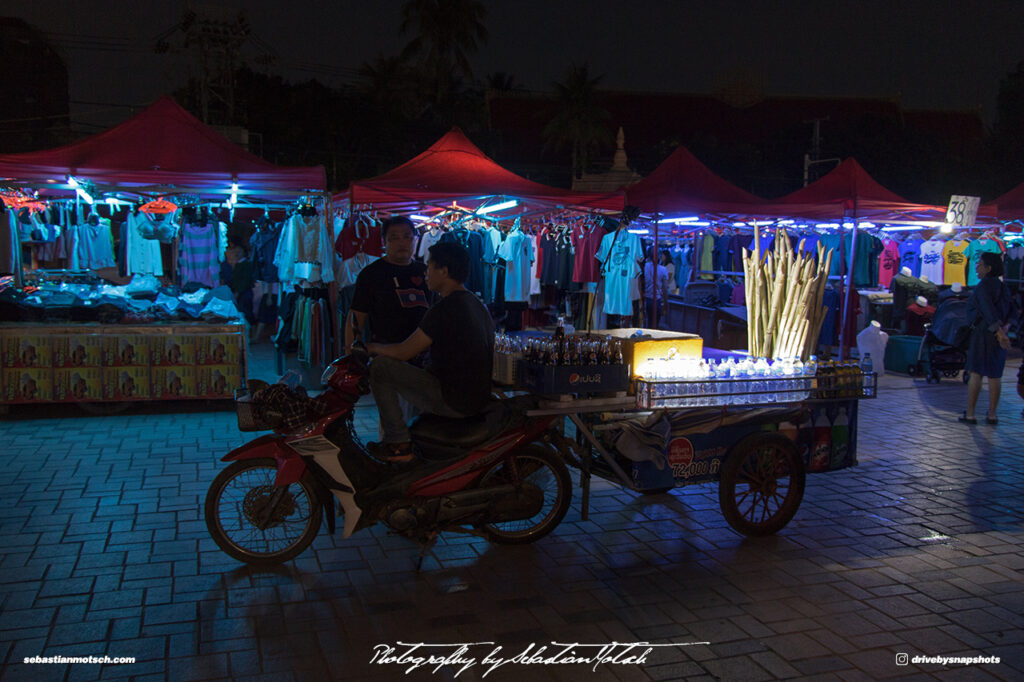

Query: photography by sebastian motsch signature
[370,640,710,677]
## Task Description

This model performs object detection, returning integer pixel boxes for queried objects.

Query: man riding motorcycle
[367,241,494,463]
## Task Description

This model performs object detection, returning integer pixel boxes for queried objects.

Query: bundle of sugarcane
[742,228,834,361]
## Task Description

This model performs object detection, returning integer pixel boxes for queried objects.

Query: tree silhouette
[401,0,488,109]
[542,63,613,179]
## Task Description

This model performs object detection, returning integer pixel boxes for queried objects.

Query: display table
[0,322,246,403]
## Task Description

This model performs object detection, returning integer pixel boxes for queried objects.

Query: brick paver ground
[1,357,1022,681]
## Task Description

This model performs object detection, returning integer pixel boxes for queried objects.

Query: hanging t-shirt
[276,213,334,285]
[572,225,604,283]
[818,234,842,277]
[496,230,534,303]
[125,212,163,277]
[842,232,882,289]
[898,238,923,278]
[597,229,642,316]
[416,228,443,261]
[179,221,220,287]
[877,239,902,288]
[530,232,542,296]
[335,216,383,259]
[538,231,558,285]
[966,238,1003,286]
[942,239,970,288]
[1005,244,1024,284]
[714,234,733,273]
[699,233,714,279]
[250,224,283,282]
[481,226,503,264]
[919,239,945,284]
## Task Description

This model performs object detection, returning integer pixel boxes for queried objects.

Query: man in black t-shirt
[367,242,495,462]
[345,216,429,352]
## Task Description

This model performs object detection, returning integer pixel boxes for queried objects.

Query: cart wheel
[906,365,918,376]
[719,433,805,537]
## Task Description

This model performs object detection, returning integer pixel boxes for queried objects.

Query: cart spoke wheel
[719,433,806,537]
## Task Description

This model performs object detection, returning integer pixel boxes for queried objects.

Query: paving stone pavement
[1,362,1022,681]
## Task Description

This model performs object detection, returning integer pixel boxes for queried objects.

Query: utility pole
[802,117,839,186]
[155,5,254,125]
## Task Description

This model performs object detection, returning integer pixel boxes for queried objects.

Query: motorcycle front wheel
[475,445,571,545]
[204,458,322,565]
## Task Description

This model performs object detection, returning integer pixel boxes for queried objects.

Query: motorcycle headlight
[320,364,338,385]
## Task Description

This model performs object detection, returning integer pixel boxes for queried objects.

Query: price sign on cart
[945,195,980,227]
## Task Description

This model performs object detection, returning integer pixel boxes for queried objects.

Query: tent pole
[652,215,659,329]
[838,207,858,360]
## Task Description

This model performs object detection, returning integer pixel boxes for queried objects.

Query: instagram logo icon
[896,653,909,666]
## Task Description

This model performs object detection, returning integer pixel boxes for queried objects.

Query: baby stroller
[908,297,969,384]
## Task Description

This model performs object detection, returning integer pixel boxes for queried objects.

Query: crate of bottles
[518,361,630,395]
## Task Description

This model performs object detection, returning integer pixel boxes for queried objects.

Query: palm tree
[486,71,520,92]
[401,0,488,107]
[543,63,613,179]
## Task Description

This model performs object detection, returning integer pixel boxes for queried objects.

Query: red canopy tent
[984,182,1024,223]
[338,128,623,212]
[624,146,765,216]
[761,158,942,221]
[0,96,325,200]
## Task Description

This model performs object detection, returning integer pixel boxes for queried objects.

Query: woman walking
[960,252,1015,425]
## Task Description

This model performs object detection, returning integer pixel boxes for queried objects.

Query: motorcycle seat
[410,414,490,448]
[410,402,507,449]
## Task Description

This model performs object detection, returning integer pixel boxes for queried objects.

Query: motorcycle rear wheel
[204,458,322,565]
[475,446,571,545]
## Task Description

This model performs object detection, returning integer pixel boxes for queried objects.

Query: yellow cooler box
[579,328,703,384]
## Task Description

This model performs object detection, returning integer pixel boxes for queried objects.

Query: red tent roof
[340,128,623,211]
[764,158,940,220]
[624,146,764,215]
[986,182,1024,221]
[0,96,325,198]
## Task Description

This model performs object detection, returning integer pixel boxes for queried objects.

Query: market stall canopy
[985,182,1024,222]
[339,127,623,212]
[762,158,942,221]
[0,96,325,199]
[625,145,765,216]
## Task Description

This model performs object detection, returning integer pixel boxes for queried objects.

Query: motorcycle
[203,345,572,567]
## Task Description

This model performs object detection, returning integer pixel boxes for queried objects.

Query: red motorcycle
[204,346,572,566]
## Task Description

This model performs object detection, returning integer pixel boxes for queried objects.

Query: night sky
[7,0,1024,128]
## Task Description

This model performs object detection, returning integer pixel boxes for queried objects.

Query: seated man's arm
[368,329,432,362]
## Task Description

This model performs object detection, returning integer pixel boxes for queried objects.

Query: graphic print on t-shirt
[942,240,970,287]
[919,240,945,284]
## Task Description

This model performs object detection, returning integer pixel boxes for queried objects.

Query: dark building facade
[0,17,70,153]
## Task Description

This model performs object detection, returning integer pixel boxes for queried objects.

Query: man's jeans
[369,355,464,443]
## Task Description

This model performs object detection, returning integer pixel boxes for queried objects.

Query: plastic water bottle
[754,357,771,404]
[793,357,806,399]
[859,353,873,397]
[805,355,818,398]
